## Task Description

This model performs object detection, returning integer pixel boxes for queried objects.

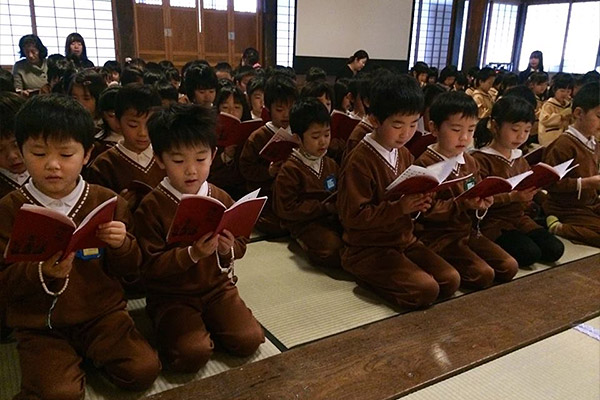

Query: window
[410,0,453,70]
[134,0,162,4]
[276,0,294,67]
[481,2,518,68]
[0,0,33,66]
[562,1,600,73]
[203,0,226,11]
[457,0,469,68]
[234,0,256,13]
[170,0,195,7]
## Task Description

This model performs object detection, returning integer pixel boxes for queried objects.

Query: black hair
[147,103,217,156]
[115,83,162,119]
[454,71,468,88]
[439,65,459,84]
[47,58,76,94]
[143,69,166,85]
[346,50,369,64]
[184,64,218,99]
[125,57,147,70]
[428,90,477,128]
[528,50,544,72]
[411,61,429,76]
[214,84,251,121]
[234,65,257,85]
[15,94,95,151]
[503,85,537,109]
[68,69,107,117]
[154,80,179,104]
[64,32,88,60]
[0,92,26,139]
[215,62,233,74]
[158,60,175,71]
[290,97,331,139]
[370,74,424,123]
[333,78,350,111]
[246,76,265,97]
[264,75,298,109]
[498,72,519,96]
[18,34,48,60]
[103,60,121,75]
[300,80,334,102]
[551,72,575,91]
[164,67,181,84]
[97,86,120,139]
[306,67,327,83]
[582,70,600,85]
[467,66,480,78]
[145,62,162,73]
[572,82,600,112]
[526,71,549,86]
[476,67,496,87]
[428,67,439,81]
[0,69,15,92]
[474,96,535,148]
[423,84,446,110]
[242,48,260,67]
[120,66,145,86]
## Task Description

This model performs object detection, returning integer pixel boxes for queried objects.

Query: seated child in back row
[472,96,564,266]
[538,73,574,146]
[0,92,27,199]
[337,73,460,310]
[87,83,165,200]
[273,98,343,268]
[544,82,600,247]
[239,74,298,235]
[414,91,518,289]
[0,95,159,399]
[135,103,264,373]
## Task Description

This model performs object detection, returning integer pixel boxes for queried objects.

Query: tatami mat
[237,237,600,349]
[401,317,600,400]
[0,298,280,400]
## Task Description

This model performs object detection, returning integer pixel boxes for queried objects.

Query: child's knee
[407,277,440,309]
[166,334,213,373]
[437,268,461,299]
[221,324,265,357]
[494,257,519,282]
[106,350,161,391]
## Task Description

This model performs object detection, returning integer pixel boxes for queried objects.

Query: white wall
[295,0,414,60]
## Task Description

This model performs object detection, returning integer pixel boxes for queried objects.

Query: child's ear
[83,146,93,166]
[154,154,166,170]
[572,106,584,120]
[490,119,499,135]
[211,148,217,161]
[429,120,438,137]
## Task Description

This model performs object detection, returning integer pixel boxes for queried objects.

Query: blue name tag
[464,176,476,191]
[75,248,103,260]
[324,174,337,192]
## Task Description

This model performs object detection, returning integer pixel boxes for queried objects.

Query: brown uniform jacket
[134,182,247,298]
[414,149,479,251]
[337,140,416,249]
[345,119,374,157]
[86,146,165,194]
[0,183,140,329]
[0,173,27,200]
[539,98,572,146]
[472,150,540,239]
[239,125,276,196]
[272,154,339,236]
[471,89,494,119]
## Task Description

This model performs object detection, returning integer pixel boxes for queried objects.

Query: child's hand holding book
[508,186,537,202]
[96,221,127,249]
[582,175,600,190]
[461,195,494,210]
[41,251,75,280]
[217,229,235,255]
[190,232,219,260]
[395,193,432,215]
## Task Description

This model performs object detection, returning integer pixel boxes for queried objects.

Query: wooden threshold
[147,255,600,400]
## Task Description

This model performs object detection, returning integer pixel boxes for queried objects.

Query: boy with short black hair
[0,94,160,399]
[544,82,600,247]
[0,92,28,198]
[87,83,165,196]
[273,98,343,267]
[415,91,518,288]
[184,64,218,108]
[246,76,265,120]
[337,74,460,309]
[300,80,333,113]
[239,74,298,234]
[215,62,233,81]
[135,103,264,373]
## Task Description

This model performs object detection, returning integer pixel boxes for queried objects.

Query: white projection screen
[294,0,414,72]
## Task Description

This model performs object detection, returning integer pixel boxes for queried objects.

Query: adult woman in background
[65,32,95,68]
[336,50,369,81]
[518,50,544,83]
[12,34,48,96]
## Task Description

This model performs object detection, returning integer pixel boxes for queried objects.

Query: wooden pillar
[112,0,136,63]
[461,0,489,71]
[262,0,277,68]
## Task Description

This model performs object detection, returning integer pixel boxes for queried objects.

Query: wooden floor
[146,254,600,400]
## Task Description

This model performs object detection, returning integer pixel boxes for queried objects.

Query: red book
[514,158,578,191]
[260,107,271,123]
[330,110,361,141]
[405,131,437,158]
[167,189,267,244]
[457,170,534,200]
[216,112,264,147]
[258,128,300,162]
[386,159,473,198]
[4,196,118,262]
[523,145,544,165]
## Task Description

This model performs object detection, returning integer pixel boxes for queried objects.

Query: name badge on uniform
[75,248,103,260]
[324,174,337,192]
[464,176,476,191]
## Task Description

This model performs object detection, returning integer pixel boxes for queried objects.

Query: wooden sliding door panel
[135,6,166,53]
[171,8,198,53]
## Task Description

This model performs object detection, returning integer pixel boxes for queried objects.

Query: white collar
[0,168,29,186]
[265,122,291,135]
[25,176,85,215]
[160,177,208,201]
[292,148,323,174]
[116,140,154,168]
[479,146,522,161]
[364,132,398,168]
[251,110,261,120]
[566,125,596,151]
[428,144,465,164]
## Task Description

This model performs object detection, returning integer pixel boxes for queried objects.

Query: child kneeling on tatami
[135,104,264,373]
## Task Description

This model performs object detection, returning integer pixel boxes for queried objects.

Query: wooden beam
[262,0,277,68]
[146,255,600,400]
[112,0,136,63]
[461,0,489,70]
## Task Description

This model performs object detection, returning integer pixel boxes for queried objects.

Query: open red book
[216,112,264,147]
[514,158,578,191]
[330,110,361,141]
[523,145,544,165]
[167,189,267,244]
[258,128,300,162]
[386,158,473,198]
[457,170,534,200]
[260,107,271,123]
[4,196,118,262]
[405,131,437,159]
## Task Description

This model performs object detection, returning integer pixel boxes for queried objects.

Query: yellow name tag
[82,248,100,256]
